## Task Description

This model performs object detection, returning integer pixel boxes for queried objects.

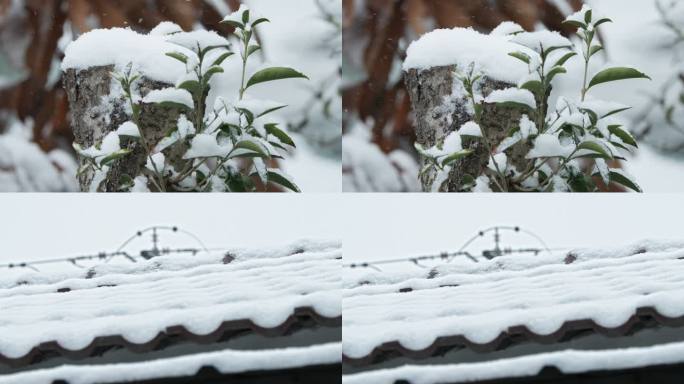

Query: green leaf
[233,140,269,158]
[666,105,675,124]
[202,65,224,84]
[200,44,231,58]
[588,67,651,90]
[609,170,642,192]
[553,51,577,67]
[414,142,433,158]
[492,101,535,111]
[508,51,530,64]
[177,79,201,95]
[251,17,270,28]
[257,105,287,118]
[156,101,192,111]
[242,9,250,24]
[99,149,132,167]
[461,174,476,190]
[246,45,261,58]
[268,141,289,152]
[546,66,567,83]
[441,149,474,167]
[579,108,598,126]
[589,45,604,58]
[166,52,188,64]
[600,107,629,120]
[237,108,255,125]
[221,19,244,29]
[576,141,612,159]
[584,9,593,24]
[119,174,135,190]
[569,173,594,192]
[593,18,613,28]
[608,125,638,147]
[265,124,296,147]
[563,20,587,30]
[542,45,572,60]
[267,170,301,192]
[520,80,543,94]
[245,67,308,90]
[211,52,234,67]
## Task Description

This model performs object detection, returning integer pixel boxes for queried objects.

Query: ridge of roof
[0,239,340,290]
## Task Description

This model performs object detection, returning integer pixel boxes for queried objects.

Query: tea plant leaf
[265,124,296,147]
[608,125,638,147]
[441,149,474,167]
[267,170,301,192]
[609,170,642,192]
[245,67,308,89]
[588,67,651,90]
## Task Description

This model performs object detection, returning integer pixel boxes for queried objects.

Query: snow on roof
[402,28,535,84]
[0,342,341,384]
[0,240,341,362]
[343,240,684,365]
[343,340,684,384]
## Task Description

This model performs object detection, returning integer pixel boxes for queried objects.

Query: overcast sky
[342,194,684,262]
[1,194,682,269]
[0,195,341,263]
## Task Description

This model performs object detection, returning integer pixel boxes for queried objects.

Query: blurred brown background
[0,0,242,153]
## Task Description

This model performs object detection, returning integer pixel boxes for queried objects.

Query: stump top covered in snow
[60,26,229,84]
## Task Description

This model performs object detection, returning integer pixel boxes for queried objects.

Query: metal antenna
[344,225,551,270]
[1,226,210,272]
[456,226,549,260]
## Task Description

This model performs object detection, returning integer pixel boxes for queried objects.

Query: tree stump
[63,66,188,192]
[405,65,536,192]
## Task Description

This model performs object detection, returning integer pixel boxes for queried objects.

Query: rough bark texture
[63,66,188,192]
[405,65,535,192]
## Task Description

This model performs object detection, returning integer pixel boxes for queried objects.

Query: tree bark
[63,66,187,192]
[404,64,535,192]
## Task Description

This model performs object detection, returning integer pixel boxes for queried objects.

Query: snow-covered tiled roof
[1,343,341,384]
[343,340,684,384]
[0,240,341,367]
[343,240,684,381]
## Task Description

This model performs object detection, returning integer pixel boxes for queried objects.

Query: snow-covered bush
[72,5,307,192]
[412,6,650,192]
[635,0,684,151]
[288,0,342,154]
[343,120,421,192]
[0,117,78,192]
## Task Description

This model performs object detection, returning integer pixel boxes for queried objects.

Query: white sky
[0,194,341,263]
[0,194,682,270]
[343,194,684,262]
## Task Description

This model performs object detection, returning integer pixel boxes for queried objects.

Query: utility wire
[0,226,211,272]
[344,225,551,271]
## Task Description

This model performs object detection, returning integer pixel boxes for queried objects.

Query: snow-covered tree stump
[64,66,183,191]
[405,65,535,191]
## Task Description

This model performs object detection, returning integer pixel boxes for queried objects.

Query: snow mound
[61,28,191,84]
[403,28,535,84]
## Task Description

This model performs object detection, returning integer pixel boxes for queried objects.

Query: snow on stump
[62,28,192,192]
[403,28,539,192]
